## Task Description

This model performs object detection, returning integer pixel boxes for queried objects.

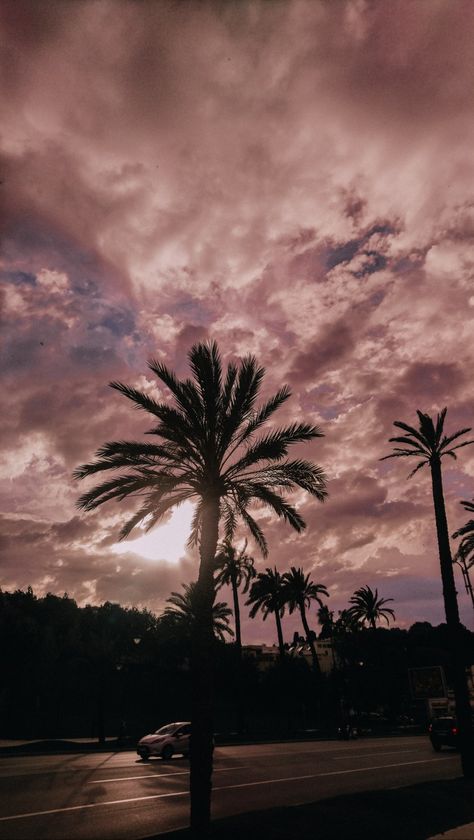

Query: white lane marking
[88,765,247,784]
[213,756,458,792]
[0,756,457,823]
[0,791,188,822]
[333,749,420,760]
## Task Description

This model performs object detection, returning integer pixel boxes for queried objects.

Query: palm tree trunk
[274,609,285,660]
[190,495,219,836]
[231,573,242,659]
[231,573,245,734]
[300,601,321,677]
[430,456,474,778]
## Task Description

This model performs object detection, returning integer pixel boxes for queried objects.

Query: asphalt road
[0,737,461,839]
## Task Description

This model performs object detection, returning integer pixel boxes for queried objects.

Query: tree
[317,604,335,639]
[161,582,234,643]
[346,585,395,630]
[215,539,255,658]
[282,567,328,673]
[75,340,327,835]
[382,407,474,778]
[246,567,287,659]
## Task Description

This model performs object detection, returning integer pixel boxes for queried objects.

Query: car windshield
[154,724,178,736]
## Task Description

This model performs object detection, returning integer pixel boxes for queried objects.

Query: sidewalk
[0,736,131,754]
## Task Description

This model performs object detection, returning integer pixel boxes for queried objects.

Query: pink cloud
[2,0,474,640]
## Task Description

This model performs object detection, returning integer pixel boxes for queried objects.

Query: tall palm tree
[74,340,327,833]
[160,582,234,643]
[382,407,474,778]
[246,568,287,659]
[282,567,328,673]
[346,585,395,630]
[215,539,255,658]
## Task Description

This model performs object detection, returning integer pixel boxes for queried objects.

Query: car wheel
[161,744,173,761]
[431,739,442,752]
[140,748,150,761]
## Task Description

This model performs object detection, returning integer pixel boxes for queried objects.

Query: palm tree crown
[282,567,328,614]
[346,585,395,629]
[74,341,327,553]
[246,567,287,658]
[215,539,255,592]
[161,583,233,643]
[453,499,474,562]
[282,566,329,673]
[380,407,473,478]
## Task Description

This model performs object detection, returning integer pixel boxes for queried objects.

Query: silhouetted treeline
[1,588,473,740]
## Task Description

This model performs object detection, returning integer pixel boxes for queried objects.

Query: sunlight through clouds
[111,501,195,563]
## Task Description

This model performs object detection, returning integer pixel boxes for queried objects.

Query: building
[242,639,339,673]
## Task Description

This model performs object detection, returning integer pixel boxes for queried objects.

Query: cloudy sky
[2,0,474,643]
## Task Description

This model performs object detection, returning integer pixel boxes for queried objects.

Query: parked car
[428,716,459,751]
[429,714,474,751]
[137,721,191,760]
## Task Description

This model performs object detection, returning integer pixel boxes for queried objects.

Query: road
[0,737,461,839]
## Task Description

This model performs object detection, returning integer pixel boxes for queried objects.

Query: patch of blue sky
[3,270,36,285]
[98,307,136,337]
[167,295,213,325]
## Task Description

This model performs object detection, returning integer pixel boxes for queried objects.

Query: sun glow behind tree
[111,500,195,563]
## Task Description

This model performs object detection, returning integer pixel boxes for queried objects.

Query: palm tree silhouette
[317,604,335,639]
[382,407,474,778]
[346,585,395,630]
[453,499,474,559]
[282,567,328,673]
[74,340,327,832]
[246,568,287,659]
[215,539,255,658]
[161,582,234,643]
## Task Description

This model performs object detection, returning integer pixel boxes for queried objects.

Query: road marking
[0,791,189,822]
[333,749,420,760]
[213,756,458,792]
[88,765,247,784]
[0,755,457,823]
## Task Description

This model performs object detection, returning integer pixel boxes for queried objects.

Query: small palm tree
[282,567,328,673]
[161,583,234,643]
[215,539,255,658]
[317,604,335,639]
[246,568,287,659]
[453,499,474,559]
[75,341,327,832]
[334,609,362,636]
[382,407,474,778]
[346,585,395,630]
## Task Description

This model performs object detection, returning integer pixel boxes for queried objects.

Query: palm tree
[452,543,474,613]
[317,604,335,639]
[453,499,474,560]
[346,585,395,630]
[382,407,474,778]
[215,539,255,658]
[74,340,327,833]
[160,582,234,643]
[282,567,328,673]
[246,568,287,659]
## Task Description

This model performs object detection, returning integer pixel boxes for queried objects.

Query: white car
[137,721,191,760]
